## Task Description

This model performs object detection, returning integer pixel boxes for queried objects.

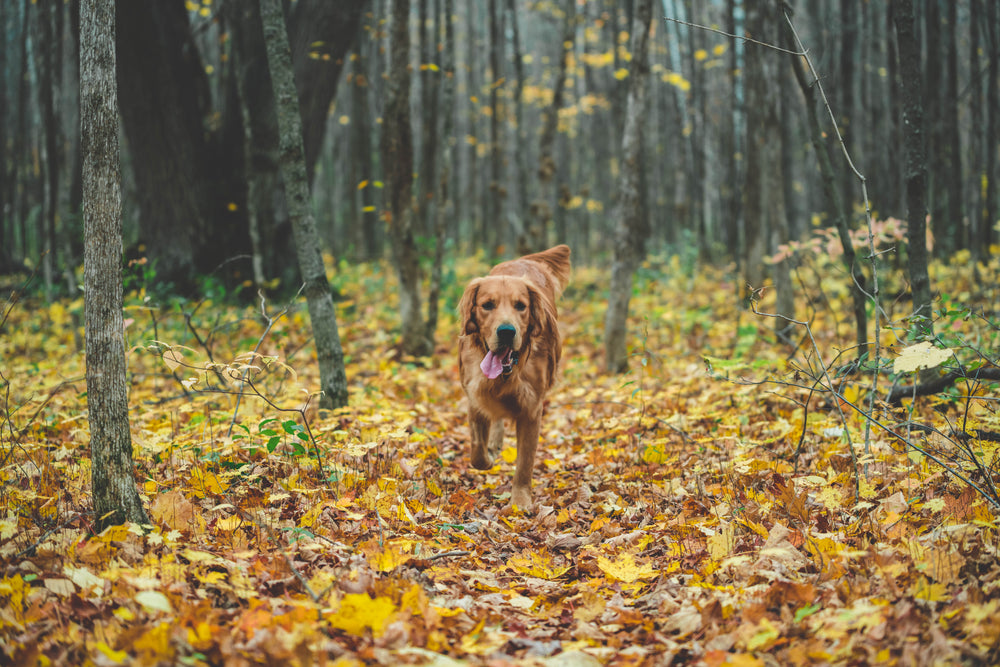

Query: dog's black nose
[496,323,516,346]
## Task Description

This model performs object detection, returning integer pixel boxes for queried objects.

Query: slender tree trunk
[525,0,575,254]
[487,0,504,251]
[426,0,456,345]
[782,6,868,357]
[941,0,961,252]
[970,0,985,261]
[893,0,933,335]
[605,0,652,374]
[417,0,441,238]
[351,34,380,261]
[35,0,59,298]
[383,0,431,356]
[82,0,148,531]
[259,0,348,408]
[983,1,998,254]
[0,0,8,265]
[228,4,266,289]
[508,0,528,243]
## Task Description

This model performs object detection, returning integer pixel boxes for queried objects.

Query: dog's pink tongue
[480,351,504,379]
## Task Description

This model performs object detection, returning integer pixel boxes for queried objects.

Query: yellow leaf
[94,641,128,664]
[357,179,369,190]
[596,552,657,583]
[508,550,570,580]
[215,515,242,532]
[326,593,397,637]
[135,590,173,614]
[694,48,708,61]
[893,341,952,374]
[614,67,629,80]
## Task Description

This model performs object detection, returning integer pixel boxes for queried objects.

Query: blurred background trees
[1,0,998,301]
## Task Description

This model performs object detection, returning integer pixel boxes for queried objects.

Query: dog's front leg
[469,410,494,470]
[510,414,541,510]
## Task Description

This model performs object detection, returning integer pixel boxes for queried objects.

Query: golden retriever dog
[458,245,571,510]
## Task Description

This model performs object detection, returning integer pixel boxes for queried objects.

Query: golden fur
[458,245,571,510]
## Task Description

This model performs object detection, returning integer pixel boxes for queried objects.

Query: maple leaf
[596,551,658,583]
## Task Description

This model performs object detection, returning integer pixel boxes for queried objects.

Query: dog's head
[458,275,557,378]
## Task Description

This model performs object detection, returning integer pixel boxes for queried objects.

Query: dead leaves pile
[1,254,1000,666]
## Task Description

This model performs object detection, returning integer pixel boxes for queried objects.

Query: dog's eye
[482,301,496,311]
[514,301,527,312]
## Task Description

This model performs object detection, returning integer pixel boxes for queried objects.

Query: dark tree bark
[426,0,456,345]
[259,0,349,409]
[81,0,148,531]
[939,0,962,252]
[782,5,868,358]
[508,0,529,242]
[486,0,504,251]
[116,1,363,291]
[742,0,788,308]
[116,1,215,290]
[983,1,998,255]
[383,0,431,356]
[893,0,933,334]
[604,0,652,374]
[524,0,575,254]
[34,0,60,297]
[286,0,366,183]
[417,0,440,237]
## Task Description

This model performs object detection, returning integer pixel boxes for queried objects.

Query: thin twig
[662,16,806,56]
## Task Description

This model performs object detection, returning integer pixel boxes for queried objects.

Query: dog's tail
[523,245,571,295]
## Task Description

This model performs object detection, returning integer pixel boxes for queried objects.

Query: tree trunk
[351,33,381,261]
[508,0,529,243]
[383,0,432,357]
[604,0,652,375]
[524,0,575,255]
[34,0,60,298]
[417,0,441,238]
[259,0,349,409]
[893,0,933,335]
[81,0,148,531]
[426,0,456,346]
[487,0,504,252]
[782,5,868,357]
[983,1,998,254]
[743,0,787,307]
[940,0,961,252]
[286,0,366,184]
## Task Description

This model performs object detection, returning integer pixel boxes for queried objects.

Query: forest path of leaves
[1,256,998,666]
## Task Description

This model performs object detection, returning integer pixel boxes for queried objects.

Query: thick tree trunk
[81,0,148,531]
[259,0,348,409]
[604,0,652,375]
[286,0,365,184]
[743,0,787,310]
[893,0,933,334]
[383,0,431,357]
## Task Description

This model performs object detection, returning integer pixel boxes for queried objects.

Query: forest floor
[2,247,1000,666]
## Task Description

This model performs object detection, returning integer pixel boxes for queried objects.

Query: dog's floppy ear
[527,282,558,344]
[458,279,482,335]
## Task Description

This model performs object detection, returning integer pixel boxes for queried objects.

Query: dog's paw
[506,486,534,514]
[470,446,494,470]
